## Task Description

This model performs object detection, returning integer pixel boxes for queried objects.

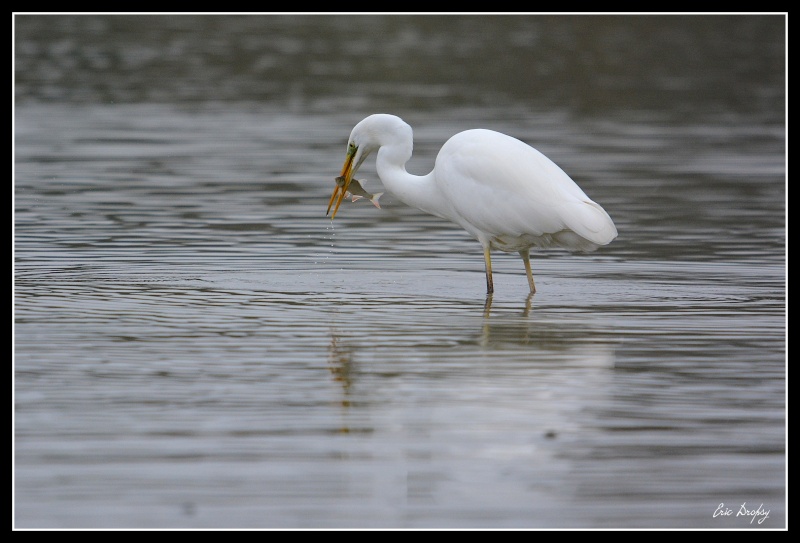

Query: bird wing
[434,129,617,247]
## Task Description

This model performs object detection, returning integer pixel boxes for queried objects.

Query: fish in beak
[340,177,383,209]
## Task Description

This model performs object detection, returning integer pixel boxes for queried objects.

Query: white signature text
[713,502,770,525]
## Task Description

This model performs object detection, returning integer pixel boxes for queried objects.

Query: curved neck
[375,142,450,220]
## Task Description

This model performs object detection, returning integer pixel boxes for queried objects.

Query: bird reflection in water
[483,292,535,318]
[327,330,354,434]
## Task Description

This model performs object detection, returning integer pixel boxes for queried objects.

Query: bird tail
[560,199,618,250]
[370,193,384,209]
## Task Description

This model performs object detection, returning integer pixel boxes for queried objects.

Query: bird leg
[483,294,493,319]
[523,292,534,317]
[519,249,536,294]
[483,246,494,294]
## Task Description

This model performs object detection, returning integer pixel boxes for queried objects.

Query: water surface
[14,15,785,529]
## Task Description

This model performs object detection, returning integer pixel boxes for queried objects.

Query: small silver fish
[335,176,383,209]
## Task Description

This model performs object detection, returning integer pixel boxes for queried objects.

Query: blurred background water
[14,14,785,528]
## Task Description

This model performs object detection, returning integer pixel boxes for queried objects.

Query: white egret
[327,114,617,294]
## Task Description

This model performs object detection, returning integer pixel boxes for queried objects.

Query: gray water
[14,15,785,529]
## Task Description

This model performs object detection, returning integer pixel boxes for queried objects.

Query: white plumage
[327,114,617,294]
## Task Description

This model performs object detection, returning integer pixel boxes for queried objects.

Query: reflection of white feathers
[326,314,616,515]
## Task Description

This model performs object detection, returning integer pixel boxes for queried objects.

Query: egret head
[327,115,407,219]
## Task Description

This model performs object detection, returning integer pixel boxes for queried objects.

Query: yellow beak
[326,149,355,219]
